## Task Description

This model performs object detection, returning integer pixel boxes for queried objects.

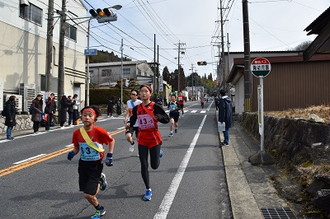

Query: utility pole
[219,0,226,90]
[58,0,66,99]
[191,64,194,100]
[178,41,180,92]
[45,0,54,92]
[120,38,124,107]
[86,20,91,106]
[153,34,157,93]
[242,0,252,111]
[157,44,160,94]
[226,33,231,80]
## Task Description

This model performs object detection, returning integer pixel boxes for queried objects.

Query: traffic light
[89,8,117,23]
[197,61,207,66]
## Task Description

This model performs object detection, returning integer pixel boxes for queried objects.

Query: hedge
[90,88,131,105]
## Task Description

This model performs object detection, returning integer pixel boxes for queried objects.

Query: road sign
[84,49,98,56]
[251,57,271,78]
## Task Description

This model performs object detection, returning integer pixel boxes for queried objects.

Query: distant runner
[177,92,185,115]
[168,94,180,137]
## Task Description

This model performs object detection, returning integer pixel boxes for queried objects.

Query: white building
[0,0,87,111]
[88,61,154,87]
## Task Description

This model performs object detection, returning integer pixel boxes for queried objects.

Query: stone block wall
[0,115,33,134]
[238,113,330,217]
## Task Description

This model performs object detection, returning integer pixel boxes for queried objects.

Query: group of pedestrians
[30,93,81,132]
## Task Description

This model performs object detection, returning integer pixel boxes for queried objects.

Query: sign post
[249,57,274,165]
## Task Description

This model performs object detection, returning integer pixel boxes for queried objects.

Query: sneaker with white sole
[168,132,173,137]
[90,207,106,219]
[99,173,107,191]
[129,144,135,152]
[143,189,152,201]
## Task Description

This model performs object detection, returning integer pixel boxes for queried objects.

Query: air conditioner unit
[19,83,36,112]
[5,94,23,112]
[20,0,29,6]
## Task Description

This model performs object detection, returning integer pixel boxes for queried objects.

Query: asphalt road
[0,101,232,219]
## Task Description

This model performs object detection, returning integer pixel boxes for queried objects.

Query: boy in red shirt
[67,105,115,219]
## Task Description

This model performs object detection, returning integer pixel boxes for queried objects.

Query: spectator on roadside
[31,94,43,134]
[4,95,17,140]
[72,94,82,125]
[59,95,71,128]
[218,89,233,146]
[67,95,74,126]
[44,93,56,131]
[116,98,122,115]
[107,96,115,118]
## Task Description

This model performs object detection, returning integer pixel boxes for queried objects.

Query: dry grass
[265,105,330,123]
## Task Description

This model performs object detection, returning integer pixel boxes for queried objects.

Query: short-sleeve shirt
[72,126,114,161]
[127,99,142,127]
[177,95,185,104]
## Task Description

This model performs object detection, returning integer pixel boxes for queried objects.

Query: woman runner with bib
[126,85,169,201]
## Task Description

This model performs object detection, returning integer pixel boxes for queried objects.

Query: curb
[217,111,263,219]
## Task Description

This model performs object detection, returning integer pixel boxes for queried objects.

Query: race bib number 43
[138,114,155,129]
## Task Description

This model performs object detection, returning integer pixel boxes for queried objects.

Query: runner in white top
[124,89,142,153]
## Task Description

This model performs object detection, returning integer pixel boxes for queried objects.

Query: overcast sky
[86,0,329,79]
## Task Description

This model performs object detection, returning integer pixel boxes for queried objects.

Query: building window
[123,68,131,75]
[65,23,77,41]
[19,3,42,26]
[101,69,112,77]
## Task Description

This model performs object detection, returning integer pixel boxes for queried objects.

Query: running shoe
[129,144,135,152]
[143,189,152,201]
[160,150,163,158]
[174,128,178,134]
[99,173,107,191]
[90,207,106,219]
[168,132,173,137]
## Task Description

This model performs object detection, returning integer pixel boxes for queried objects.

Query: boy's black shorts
[125,126,139,137]
[78,159,103,195]
[169,112,179,122]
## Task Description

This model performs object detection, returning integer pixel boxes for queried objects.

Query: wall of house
[0,0,87,107]
[252,60,330,111]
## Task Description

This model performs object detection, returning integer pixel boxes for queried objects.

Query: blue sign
[84,49,98,56]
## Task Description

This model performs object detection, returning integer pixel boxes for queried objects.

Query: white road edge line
[13,154,46,165]
[154,115,207,219]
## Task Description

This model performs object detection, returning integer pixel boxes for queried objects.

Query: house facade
[227,53,330,114]
[88,61,154,87]
[0,0,87,111]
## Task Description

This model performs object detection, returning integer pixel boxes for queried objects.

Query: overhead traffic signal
[197,61,207,66]
[89,8,117,23]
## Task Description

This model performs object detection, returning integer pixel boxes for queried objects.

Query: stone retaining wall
[238,113,330,217]
[0,115,33,134]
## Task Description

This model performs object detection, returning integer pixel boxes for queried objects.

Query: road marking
[117,126,125,130]
[200,110,206,113]
[207,101,213,111]
[0,129,125,178]
[191,110,197,113]
[13,154,46,165]
[154,115,207,219]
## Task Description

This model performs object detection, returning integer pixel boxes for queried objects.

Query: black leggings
[138,144,161,189]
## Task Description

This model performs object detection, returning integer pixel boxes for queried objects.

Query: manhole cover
[261,207,297,219]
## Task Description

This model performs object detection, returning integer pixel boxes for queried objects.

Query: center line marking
[154,115,207,219]
[13,154,46,165]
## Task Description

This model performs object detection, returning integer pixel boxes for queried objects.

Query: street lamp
[86,5,122,106]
